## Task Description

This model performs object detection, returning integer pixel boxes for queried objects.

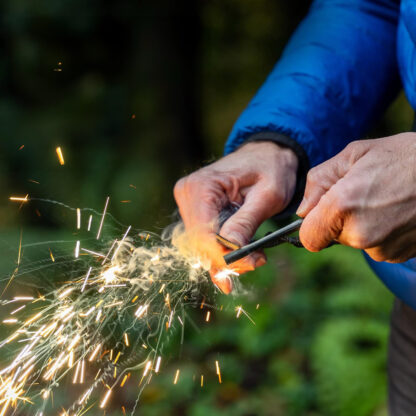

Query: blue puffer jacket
[225,0,416,309]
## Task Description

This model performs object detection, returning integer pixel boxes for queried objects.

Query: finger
[297,142,368,217]
[365,228,416,263]
[174,177,226,233]
[299,188,345,252]
[220,183,285,247]
[210,270,233,294]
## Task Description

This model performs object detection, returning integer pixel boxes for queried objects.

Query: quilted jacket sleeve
[225,0,401,170]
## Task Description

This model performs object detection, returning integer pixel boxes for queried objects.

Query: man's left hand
[297,133,416,263]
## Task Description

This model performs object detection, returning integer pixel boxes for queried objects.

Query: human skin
[297,133,416,263]
[174,141,298,293]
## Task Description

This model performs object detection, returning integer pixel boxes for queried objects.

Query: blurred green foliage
[0,0,413,415]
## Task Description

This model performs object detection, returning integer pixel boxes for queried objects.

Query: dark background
[0,1,414,415]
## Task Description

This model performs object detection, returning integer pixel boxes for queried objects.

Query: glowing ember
[56,147,65,165]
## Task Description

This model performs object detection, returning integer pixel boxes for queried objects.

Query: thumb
[220,184,284,246]
[299,185,345,251]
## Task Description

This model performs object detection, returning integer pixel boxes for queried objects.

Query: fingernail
[220,231,244,247]
[296,199,307,216]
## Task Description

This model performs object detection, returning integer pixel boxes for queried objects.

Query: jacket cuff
[244,131,310,218]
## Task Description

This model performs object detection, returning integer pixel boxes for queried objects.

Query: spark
[67,334,81,351]
[191,261,202,269]
[113,352,121,365]
[56,147,65,165]
[88,344,101,362]
[81,248,105,258]
[142,361,152,377]
[10,306,25,315]
[235,306,256,325]
[81,267,92,292]
[111,226,131,260]
[96,197,109,239]
[200,375,204,387]
[173,369,180,385]
[73,361,81,384]
[214,269,239,290]
[155,356,162,373]
[2,319,17,324]
[9,195,29,203]
[123,333,129,347]
[68,351,74,368]
[215,360,222,384]
[13,297,33,301]
[49,248,55,262]
[24,312,42,326]
[102,239,118,265]
[99,389,111,409]
[80,360,85,384]
[135,304,148,319]
[120,374,129,387]
[87,215,93,231]
[58,288,73,299]
[205,311,211,322]
[74,241,80,258]
[76,208,81,229]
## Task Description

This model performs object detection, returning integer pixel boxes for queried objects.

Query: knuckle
[366,247,389,262]
[328,191,348,215]
[260,186,284,208]
[306,167,320,185]
[344,222,373,249]
[230,213,256,241]
[344,140,362,154]
[173,177,186,195]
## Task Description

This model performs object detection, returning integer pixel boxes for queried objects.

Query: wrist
[238,140,298,171]
[239,132,309,218]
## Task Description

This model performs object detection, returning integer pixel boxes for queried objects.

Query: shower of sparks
[56,147,65,165]
[0,202,243,415]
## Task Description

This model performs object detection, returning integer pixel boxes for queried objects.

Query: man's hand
[297,133,416,263]
[174,141,298,293]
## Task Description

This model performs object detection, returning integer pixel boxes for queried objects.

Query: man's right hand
[174,141,298,293]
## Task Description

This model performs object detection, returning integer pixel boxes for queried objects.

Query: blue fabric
[225,0,416,309]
